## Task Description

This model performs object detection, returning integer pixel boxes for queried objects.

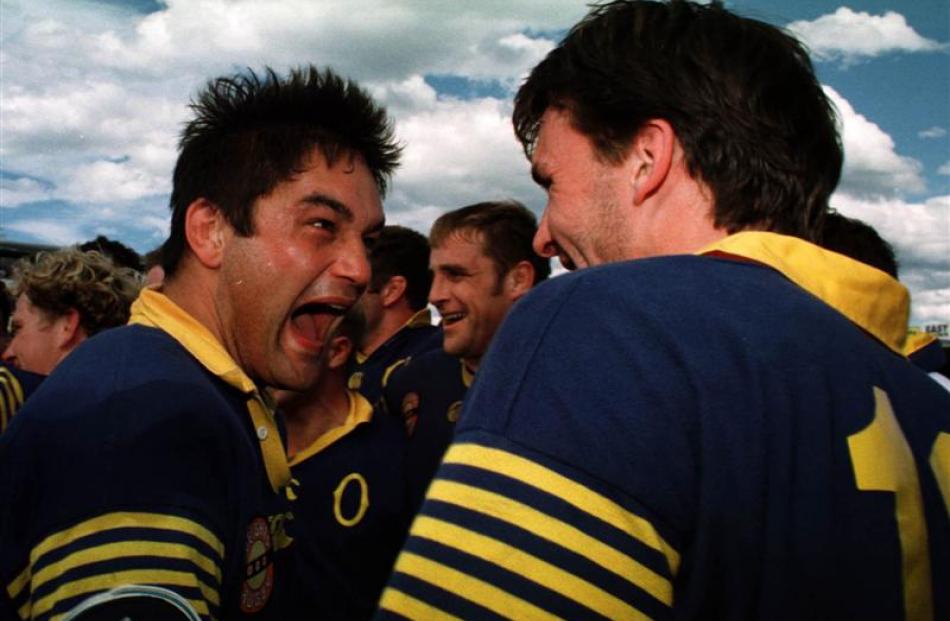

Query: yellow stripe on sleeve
[394,551,559,621]
[378,587,464,621]
[427,479,672,605]
[30,541,223,593]
[31,569,219,619]
[0,367,25,404]
[443,443,681,574]
[411,516,651,621]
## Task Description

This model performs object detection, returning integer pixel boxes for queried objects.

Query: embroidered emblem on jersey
[348,372,364,391]
[401,392,420,436]
[447,400,463,423]
[333,472,370,527]
[240,516,274,613]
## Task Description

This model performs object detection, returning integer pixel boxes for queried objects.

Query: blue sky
[0,0,947,324]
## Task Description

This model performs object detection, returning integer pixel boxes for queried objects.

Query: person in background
[347,225,439,405]
[0,65,399,620]
[383,200,549,509]
[79,234,144,272]
[379,2,950,619]
[276,308,411,620]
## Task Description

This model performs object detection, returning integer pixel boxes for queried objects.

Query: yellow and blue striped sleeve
[0,366,26,433]
[379,441,680,620]
[5,511,223,621]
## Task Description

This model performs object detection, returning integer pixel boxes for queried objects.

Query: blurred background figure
[79,235,144,272]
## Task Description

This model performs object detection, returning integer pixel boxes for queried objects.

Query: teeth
[443,312,465,323]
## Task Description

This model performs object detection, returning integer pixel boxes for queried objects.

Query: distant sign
[923,324,949,339]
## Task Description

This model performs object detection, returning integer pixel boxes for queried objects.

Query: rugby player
[347,225,439,405]
[383,200,550,510]
[0,66,399,619]
[379,2,950,619]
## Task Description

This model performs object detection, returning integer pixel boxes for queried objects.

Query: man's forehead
[431,229,490,263]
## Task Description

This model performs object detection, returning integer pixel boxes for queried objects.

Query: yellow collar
[461,361,475,389]
[129,289,291,492]
[355,308,433,364]
[698,232,909,354]
[288,390,374,466]
[903,330,939,358]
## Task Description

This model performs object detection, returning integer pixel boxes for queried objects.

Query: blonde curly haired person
[2,247,141,375]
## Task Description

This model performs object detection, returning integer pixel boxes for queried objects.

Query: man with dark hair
[1,66,399,620]
[380,2,949,620]
[79,235,144,272]
[383,200,550,509]
[347,225,438,405]
[819,210,899,278]
[276,309,411,621]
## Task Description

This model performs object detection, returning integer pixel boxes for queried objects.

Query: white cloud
[831,192,950,323]
[826,86,925,196]
[787,8,943,63]
[62,161,168,203]
[939,162,950,176]
[919,126,947,139]
[2,219,86,247]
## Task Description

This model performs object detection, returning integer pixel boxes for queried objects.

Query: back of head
[513,0,841,240]
[79,235,144,272]
[430,200,551,284]
[819,211,898,278]
[369,226,432,311]
[13,248,142,336]
[162,65,402,276]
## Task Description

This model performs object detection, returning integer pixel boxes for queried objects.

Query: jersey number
[847,387,949,621]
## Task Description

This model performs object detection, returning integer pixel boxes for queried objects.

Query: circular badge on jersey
[447,400,463,423]
[401,392,420,436]
[240,517,274,613]
[347,372,364,391]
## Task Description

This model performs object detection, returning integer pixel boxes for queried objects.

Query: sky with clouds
[0,0,947,325]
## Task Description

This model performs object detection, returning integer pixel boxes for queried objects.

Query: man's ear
[184,198,229,269]
[380,276,407,308]
[54,308,85,351]
[327,335,353,371]
[504,261,535,301]
[629,119,675,206]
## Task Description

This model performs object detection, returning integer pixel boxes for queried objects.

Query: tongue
[291,312,321,345]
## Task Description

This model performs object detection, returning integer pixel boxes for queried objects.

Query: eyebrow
[531,164,551,189]
[301,193,385,234]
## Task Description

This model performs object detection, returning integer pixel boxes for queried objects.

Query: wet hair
[513,0,841,240]
[429,200,552,286]
[819,211,898,278]
[12,248,142,336]
[163,65,402,275]
[368,226,432,311]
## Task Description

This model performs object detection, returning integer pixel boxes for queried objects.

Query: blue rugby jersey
[285,390,412,620]
[348,309,441,406]
[378,233,950,620]
[0,363,44,433]
[0,290,293,621]
[383,350,473,511]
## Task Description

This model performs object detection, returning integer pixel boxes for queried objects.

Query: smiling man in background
[1,66,400,620]
[379,1,950,619]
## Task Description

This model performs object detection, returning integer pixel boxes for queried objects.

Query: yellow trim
[444,444,681,575]
[129,289,290,492]
[931,433,950,517]
[355,351,369,365]
[407,308,433,330]
[902,330,939,358]
[427,479,672,605]
[30,541,222,594]
[49,598,210,621]
[0,367,25,403]
[333,473,371,527]
[460,361,475,389]
[9,511,225,601]
[382,357,411,388]
[394,551,559,621]
[31,569,218,618]
[698,232,909,354]
[411,517,652,620]
[378,587,463,621]
[288,391,373,466]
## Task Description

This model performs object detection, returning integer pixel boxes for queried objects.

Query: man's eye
[310,219,336,232]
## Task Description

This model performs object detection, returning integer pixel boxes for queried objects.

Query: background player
[347,225,439,405]
[0,66,399,620]
[277,309,411,620]
[379,2,950,619]
[383,200,550,509]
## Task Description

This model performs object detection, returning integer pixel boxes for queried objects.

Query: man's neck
[361,305,416,357]
[281,372,351,457]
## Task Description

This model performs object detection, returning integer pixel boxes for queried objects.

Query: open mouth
[289,302,348,349]
[441,311,466,327]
